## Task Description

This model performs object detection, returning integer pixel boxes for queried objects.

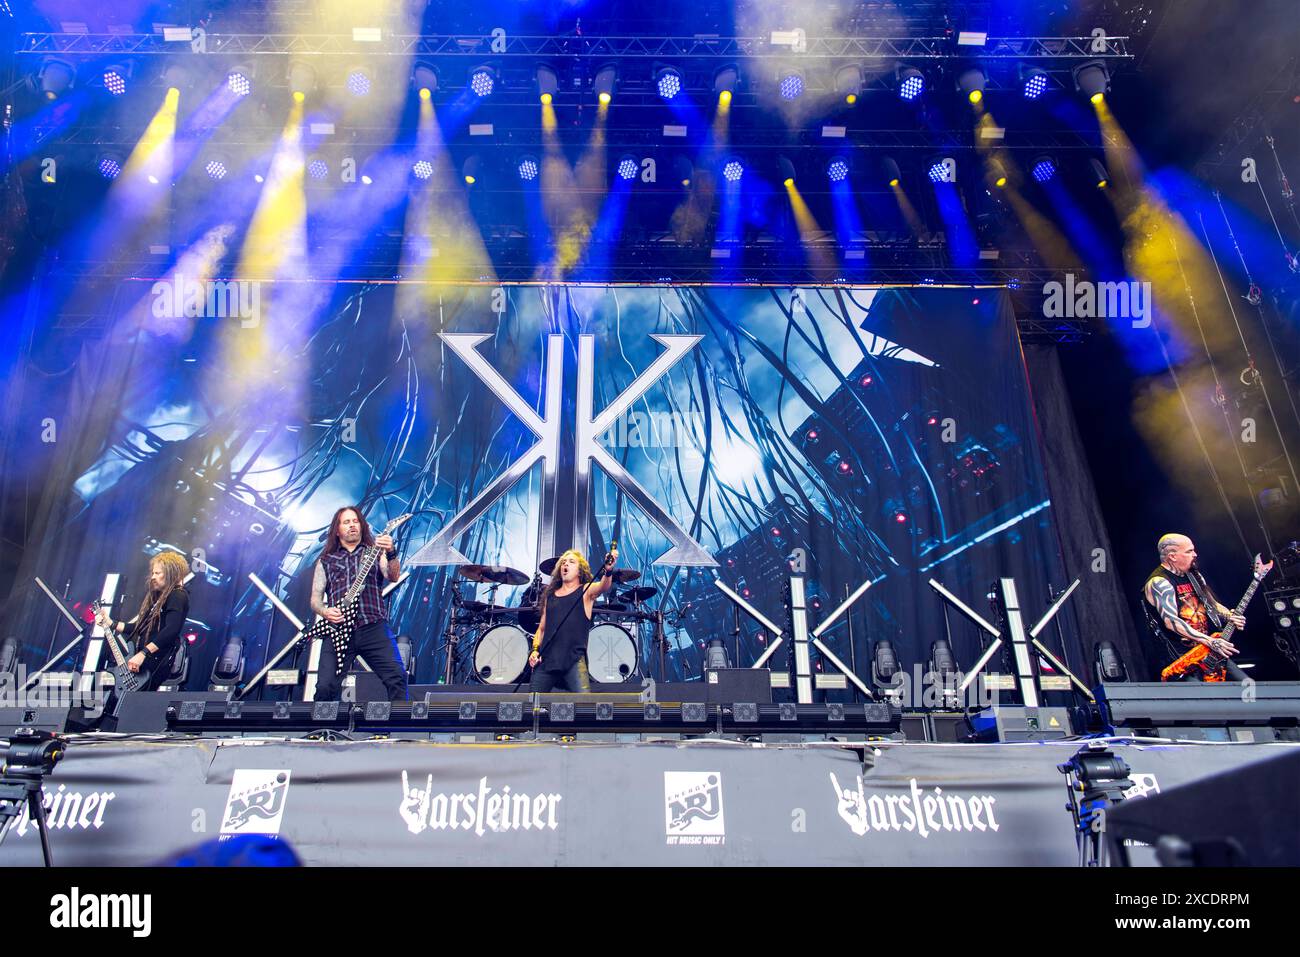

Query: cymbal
[621,586,658,603]
[458,564,529,586]
[538,556,560,576]
[610,568,640,584]
[461,601,512,615]
[598,602,629,612]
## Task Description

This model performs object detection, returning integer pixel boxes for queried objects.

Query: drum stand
[441,591,468,684]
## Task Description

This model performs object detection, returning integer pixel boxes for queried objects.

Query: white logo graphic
[398,772,562,836]
[1123,773,1161,800]
[220,769,292,836]
[829,773,1001,837]
[11,784,116,838]
[49,887,151,937]
[664,771,725,845]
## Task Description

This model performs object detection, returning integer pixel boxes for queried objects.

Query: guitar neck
[94,603,129,668]
[1218,577,1264,642]
[341,547,380,605]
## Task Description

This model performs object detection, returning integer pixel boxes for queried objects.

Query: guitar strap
[1187,569,1225,631]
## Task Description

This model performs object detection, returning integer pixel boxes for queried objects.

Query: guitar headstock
[382,513,414,534]
[1253,553,1274,581]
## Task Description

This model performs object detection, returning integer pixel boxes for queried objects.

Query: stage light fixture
[412,61,439,94]
[714,65,739,97]
[469,65,496,97]
[307,156,329,181]
[593,63,618,103]
[1022,67,1049,100]
[536,64,558,103]
[205,158,229,181]
[778,156,797,186]
[1094,640,1129,683]
[928,159,951,184]
[988,158,1008,188]
[956,66,986,104]
[835,64,863,104]
[288,61,318,98]
[1031,155,1057,183]
[346,66,372,97]
[412,158,434,180]
[897,66,925,101]
[227,66,252,97]
[723,158,744,182]
[656,66,683,101]
[101,63,130,97]
[673,155,694,187]
[1074,60,1110,102]
[517,154,540,182]
[779,70,805,100]
[462,155,480,185]
[882,156,902,187]
[827,156,849,183]
[37,58,75,99]
[1090,157,1109,188]
[617,155,638,181]
[97,153,123,180]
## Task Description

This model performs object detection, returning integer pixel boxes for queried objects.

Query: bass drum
[473,624,531,684]
[585,623,638,684]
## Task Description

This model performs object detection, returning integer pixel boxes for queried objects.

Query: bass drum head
[586,623,637,683]
[473,625,530,684]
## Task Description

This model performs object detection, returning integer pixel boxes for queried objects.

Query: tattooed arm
[1145,578,1214,646]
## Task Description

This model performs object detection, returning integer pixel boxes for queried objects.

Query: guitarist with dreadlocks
[309,505,409,701]
[94,551,191,690]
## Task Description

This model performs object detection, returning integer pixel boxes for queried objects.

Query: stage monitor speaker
[1098,680,1300,734]
[705,669,774,704]
[1106,748,1300,866]
[0,706,72,737]
[111,691,230,733]
[970,705,1073,742]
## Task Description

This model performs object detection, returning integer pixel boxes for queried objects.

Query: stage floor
[2,735,1294,866]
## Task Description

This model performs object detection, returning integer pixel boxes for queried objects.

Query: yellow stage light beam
[785,180,837,279]
[890,181,927,241]
[123,86,180,183]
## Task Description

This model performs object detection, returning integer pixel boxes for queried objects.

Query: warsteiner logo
[220,769,291,836]
[829,772,1000,837]
[664,771,725,845]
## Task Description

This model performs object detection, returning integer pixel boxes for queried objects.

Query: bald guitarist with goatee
[1144,533,1247,681]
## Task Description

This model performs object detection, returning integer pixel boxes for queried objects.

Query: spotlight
[101,63,130,97]
[723,158,744,182]
[779,70,804,100]
[882,156,902,187]
[617,155,638,181]
[346,66,372,97]
[956,66,986,104]
[37,58,76,99]
[928,159,951,184]
[1031,155,1057,183]
[1094,640,1129,683]
[462,155,480,185]
[778,155,797,186]
[469,65,496,97]
[306,156,329,181]
[714,65,739,97]
[412,61,439,94]
[1090,157,1109,188]
[893,510,909,525]
[517,154,540,182]
[835,64,863,104]
[536,64,558,103]
[673,155,694,188]
[1022,68,1049,100]
[593,63,618,103]
[97,153,123,180]
[162,63,193,93]
[988,159,1008,188]
[412,159,434,180]
[656,66,683,101]
[205,158,229,181]
[897,66,925,101]
[827,156,849,183]
[227,68,252,97]
[1074,60,1110,101]
[288,61,317,98]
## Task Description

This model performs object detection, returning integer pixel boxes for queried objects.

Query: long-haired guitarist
[1143,533,1247,681]
[309,506,408,701]
[94,551,191,689]
[527,545,619,693]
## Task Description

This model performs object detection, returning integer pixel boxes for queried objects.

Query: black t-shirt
[538,589,592,672]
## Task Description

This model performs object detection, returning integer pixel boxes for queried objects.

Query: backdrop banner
[2,738,1292,866]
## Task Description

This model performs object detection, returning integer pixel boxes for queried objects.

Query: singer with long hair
[527,545,618,693]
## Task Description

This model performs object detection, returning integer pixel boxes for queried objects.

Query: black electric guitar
[91,600,157,696]
[302,513,412,673]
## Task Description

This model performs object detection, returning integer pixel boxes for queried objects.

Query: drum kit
[444,558,661,686]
